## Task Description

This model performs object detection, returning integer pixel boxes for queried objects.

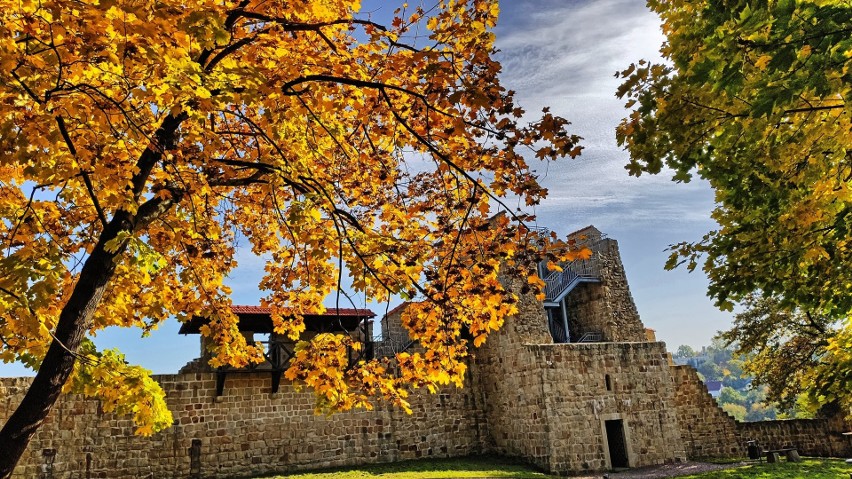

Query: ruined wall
[379,304,411,346]
[598,240,646,342]
[374,303,426,358]
[564,282,607,342]
[474,278,685,475]
[564,239,646,343]
[5,224,850,478]
[670,365,741,459]
[738,418,852,457]
[1,373,487,479]
[473,281,554,471]
[671,365,852,459]
[530,342,685,473]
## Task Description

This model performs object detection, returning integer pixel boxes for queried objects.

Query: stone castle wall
[595,240,647,343]
[564,283,606,341]
[564,240,646,343]
[473,275,685,474]
[526,342,686,473]
[3,229,850,477]
[737,417,852,457]
[671,365,852,459]
[473,284,554,471]
[1,373,486,479]
[375,304,413,358]
[671,365,742,458]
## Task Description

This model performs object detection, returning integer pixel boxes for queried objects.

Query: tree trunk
[0,213,132,478]
[0,111,184,478]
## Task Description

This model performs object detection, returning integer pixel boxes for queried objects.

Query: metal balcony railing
[577,331,603,343]
[541,236,606,306]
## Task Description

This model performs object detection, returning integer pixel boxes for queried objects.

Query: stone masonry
[2,226,850,477]
[671,365,742,459]
[473,260,686,473]
[1,374,486,479]
[672,365,852,459]
[563,237,647,343]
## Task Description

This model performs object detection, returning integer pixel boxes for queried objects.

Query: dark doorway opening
[605,419,629,469]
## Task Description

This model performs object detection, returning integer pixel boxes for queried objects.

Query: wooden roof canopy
[179,306,376,335]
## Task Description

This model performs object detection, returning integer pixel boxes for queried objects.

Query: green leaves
[618,0,852,411]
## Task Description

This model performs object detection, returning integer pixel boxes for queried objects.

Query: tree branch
[783,104,846,115]
[55,116,108,228]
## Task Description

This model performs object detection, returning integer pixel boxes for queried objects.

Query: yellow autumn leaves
[0,0,579,435]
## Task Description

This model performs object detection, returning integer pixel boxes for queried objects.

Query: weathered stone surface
[564,239,646,343]
[374,303,426,358]
[0,373,487,479]
[671,365,852,460]
[670,365,742,459]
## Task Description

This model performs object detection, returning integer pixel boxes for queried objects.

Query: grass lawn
[680,458,850,478]
[250,456,850,479]
[253,455,555,479]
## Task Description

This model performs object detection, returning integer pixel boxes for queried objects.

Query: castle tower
[472,226,687,473]
[542,226,647,344]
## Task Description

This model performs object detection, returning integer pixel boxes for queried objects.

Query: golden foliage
[0,0,580,435]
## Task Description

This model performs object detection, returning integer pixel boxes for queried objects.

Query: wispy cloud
[494,1,729,346]
[496,0,664,99]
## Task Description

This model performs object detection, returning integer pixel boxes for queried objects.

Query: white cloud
[496,0,664,98]
[493,1,729,346]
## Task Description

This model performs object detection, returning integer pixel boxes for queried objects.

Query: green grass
[680,458,849,478]
[250,456,850,479]
[253,455,555,479]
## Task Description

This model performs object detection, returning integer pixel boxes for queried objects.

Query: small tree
[674,344,696,359]
[720,294,835,411]
[696,360,722,382]
[718,386,745,407]
[0,0,582,475]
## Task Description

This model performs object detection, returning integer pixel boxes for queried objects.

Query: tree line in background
[674,337,814,422]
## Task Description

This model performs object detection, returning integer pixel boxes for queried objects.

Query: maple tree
[0,0,583,474]
[616,0,852,410]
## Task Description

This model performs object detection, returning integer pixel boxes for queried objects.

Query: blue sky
[492,0,733,349]
[0,0,732,377]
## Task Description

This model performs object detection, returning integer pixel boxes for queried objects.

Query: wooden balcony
[179,306,375,395]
